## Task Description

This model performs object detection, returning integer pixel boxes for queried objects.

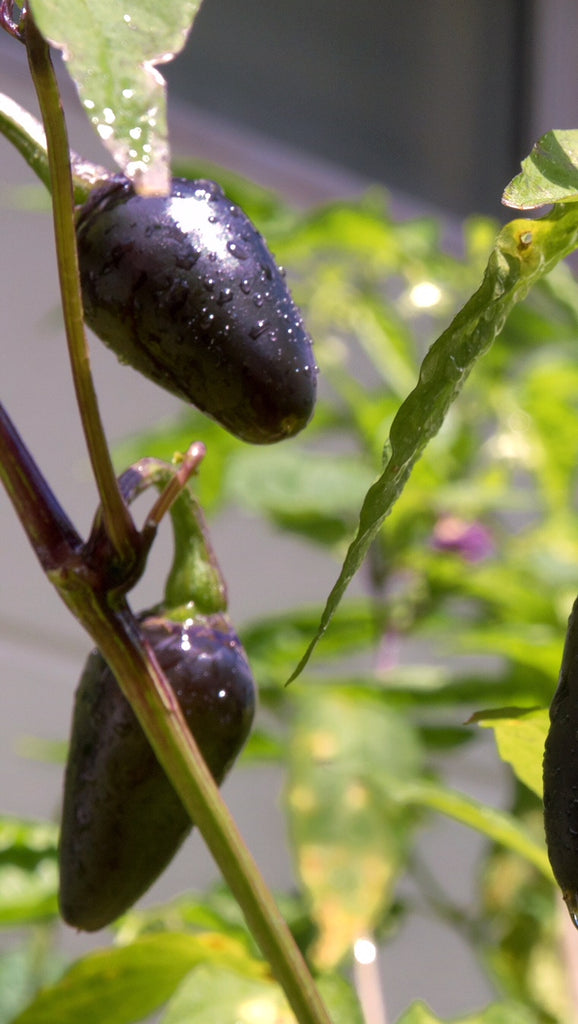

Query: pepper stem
[24,12,140,570]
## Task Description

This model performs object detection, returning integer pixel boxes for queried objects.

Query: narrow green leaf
[503,130,578,210]
[241,601,380,687]
[11,933,254,1024]
[29,0,203,193]
[289,203,578,680]
[393,780,552,880]
[472,707,549,799]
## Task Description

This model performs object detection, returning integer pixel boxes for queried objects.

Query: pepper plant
[3,2,578,1023]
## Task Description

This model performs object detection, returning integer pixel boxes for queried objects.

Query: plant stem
[5,21,334,1018]
[111,618,333,1024]
[60,591,333,1024]
[0,397,333,1024]
[0,91,108,203]
[24,14,138,567]
[0,401,82,569]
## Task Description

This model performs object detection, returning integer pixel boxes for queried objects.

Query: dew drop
[240,279,252,294]
[567,891,578,930]
[200,312,215,331]
[227,241,249,260]
[249,319,271,340]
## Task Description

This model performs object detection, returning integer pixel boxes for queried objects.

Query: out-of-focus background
[163,0,578,216]
[0,2,576,1019]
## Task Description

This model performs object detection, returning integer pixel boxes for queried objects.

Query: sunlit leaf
[472,707,549,799]
[289,203,578,680]
[503,130,578,210]
[29,0,203,193]
[12,933,258,1024]
[286,689,422,969]
[162,964,363,1024]
[162,967,293,1024]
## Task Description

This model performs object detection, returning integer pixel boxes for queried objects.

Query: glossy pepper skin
[76,177,317,444]
[59,613,256,932]
[543,597,578,927]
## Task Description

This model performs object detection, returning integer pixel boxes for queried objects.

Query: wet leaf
[29,0,203,193]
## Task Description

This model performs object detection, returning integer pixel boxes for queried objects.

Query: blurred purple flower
[431,515,494,563]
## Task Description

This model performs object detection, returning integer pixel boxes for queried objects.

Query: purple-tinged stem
[0,401,81,570]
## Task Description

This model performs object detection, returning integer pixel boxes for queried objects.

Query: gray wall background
[165,0,529,216]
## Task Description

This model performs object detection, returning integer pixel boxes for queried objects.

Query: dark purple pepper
[76,177,317,443]
[544,597,578,927]
[58,613,256,931]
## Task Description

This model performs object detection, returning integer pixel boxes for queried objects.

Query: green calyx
[162,471,227,619]
[115,454,228,619]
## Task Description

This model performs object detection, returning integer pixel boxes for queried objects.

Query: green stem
[53,589,333,1024]
[0,406,333,1022]
[8,19,334,1021]
[24,15,138,567]
[0,91,109,203]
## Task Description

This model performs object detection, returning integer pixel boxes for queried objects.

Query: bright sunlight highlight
[408,280,443,308]
[353,937,377,964]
